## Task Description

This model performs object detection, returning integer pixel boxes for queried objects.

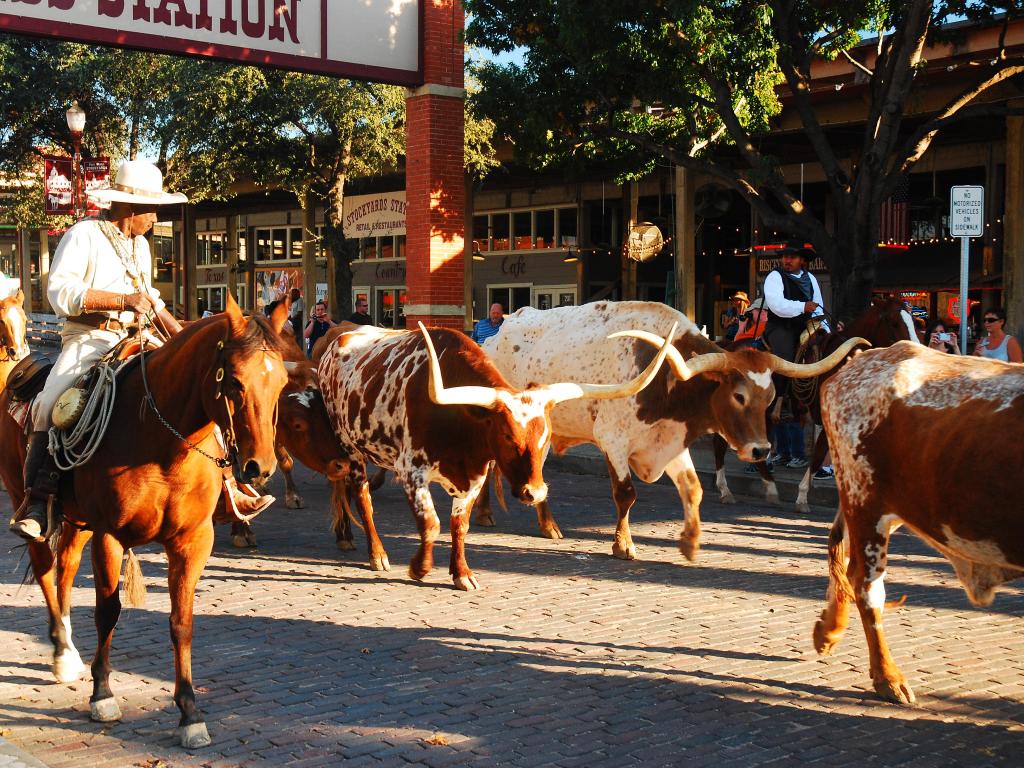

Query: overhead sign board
[343,191,407,239]
[949,185,984,237]
[0,0,422,86]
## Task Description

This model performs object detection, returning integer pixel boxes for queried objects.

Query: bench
[26,313,63,349]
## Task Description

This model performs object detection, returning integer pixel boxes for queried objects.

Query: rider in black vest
[761,242,824,364]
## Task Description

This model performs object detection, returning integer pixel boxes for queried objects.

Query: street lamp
[65,100,86,219]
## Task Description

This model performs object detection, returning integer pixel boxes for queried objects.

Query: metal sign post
[949,185,984,354]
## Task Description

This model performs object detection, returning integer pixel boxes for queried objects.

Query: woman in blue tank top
[974,307,1023,362]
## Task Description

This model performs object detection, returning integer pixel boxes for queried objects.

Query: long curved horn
[419,323,500,409]
[608,329,733,381]
[769,337,870,378]
[539,322,678,404]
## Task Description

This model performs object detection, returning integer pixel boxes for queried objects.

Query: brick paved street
[1,460,1022,767]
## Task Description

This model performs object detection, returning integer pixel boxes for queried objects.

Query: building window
[492,212,511,251]
[473,215,490,252]
[196,285,226,316]
[375,287,407,328]
[558,208,577,247]
[488,285,532,316]
[152,222,175,283]
[197,232,226,266]
[290,227,304,260]
[476,206,577,252]
[354,235,406,262]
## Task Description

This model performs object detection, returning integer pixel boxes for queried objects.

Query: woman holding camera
[925,319,960,355]
[974,307,1023,362]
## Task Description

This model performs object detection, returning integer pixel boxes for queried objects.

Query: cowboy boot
[9,432,60,542]
[223,475,275,519]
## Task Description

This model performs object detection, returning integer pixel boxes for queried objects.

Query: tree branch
[840,48,874,77]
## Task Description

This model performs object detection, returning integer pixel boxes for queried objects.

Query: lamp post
[65,100,86,219]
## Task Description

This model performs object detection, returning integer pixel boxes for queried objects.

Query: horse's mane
[166,312,293,359]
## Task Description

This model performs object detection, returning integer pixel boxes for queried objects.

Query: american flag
[880,175,910,244]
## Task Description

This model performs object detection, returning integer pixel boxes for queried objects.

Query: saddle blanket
[7,399,31,430]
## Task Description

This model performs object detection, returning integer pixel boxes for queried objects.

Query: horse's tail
[492,465,508,514]
[122,549,147,608]
[827,511,854,605]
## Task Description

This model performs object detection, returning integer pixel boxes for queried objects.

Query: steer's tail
[122,549,147,608]
[827,511,855,605]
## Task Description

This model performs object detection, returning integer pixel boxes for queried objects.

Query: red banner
[82,157,111,216]
[43,156,73,215]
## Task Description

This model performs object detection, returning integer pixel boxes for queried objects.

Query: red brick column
[404,0,465,331]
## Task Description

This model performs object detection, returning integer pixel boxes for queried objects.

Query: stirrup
[9,496,58,543]
[226,482,275,523]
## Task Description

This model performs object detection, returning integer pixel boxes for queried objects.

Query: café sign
[0,0,422,86]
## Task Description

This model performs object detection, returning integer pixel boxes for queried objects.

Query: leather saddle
[7,352,54,402]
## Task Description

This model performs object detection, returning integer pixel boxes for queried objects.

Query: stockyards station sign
[0,0,422,86]
[343,191,406,239]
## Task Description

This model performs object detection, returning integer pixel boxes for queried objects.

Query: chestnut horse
[0,296,289,749]
[711,296,918,509]
[0,288,30,387]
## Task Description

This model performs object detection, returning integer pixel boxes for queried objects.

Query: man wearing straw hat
[9,160,270,541]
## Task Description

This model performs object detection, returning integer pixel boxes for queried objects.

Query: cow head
[278,376,350,481]
[613,330,868,462]
[419,323,675,504]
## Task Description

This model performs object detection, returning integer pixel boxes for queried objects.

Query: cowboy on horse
[8,160,271,542]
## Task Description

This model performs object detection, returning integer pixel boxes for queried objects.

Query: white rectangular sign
[0,1,422,86]
[949,185,984,237]
[343,191,407,239]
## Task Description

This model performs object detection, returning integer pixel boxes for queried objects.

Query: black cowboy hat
[781,240,815,258]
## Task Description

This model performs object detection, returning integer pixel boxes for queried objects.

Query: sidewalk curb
[0,737,50,768]
[547,448,839,510]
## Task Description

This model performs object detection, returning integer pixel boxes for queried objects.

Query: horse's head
[848,297,919,347]
[0,289,29,361]
[209,295,290,484]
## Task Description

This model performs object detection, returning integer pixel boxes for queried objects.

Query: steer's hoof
[474,513,496,528]
[612,541,637,560]
[90,696,122,722]
[230,534,254,549]
[719,492,736,505]
[812,618,839,656]
[408,563,431,581]
[677,534,700,562]
[53,649,85,684]
[453,574,480,591]
[795,501,811,515]
[371,555,391,572]
[873,675,917,707]
[336,538,357,551]
[285,493,305,509]
[179,722,212,749]
[539,524,563,540]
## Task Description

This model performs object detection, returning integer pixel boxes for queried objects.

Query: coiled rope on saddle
[48,362,119,471]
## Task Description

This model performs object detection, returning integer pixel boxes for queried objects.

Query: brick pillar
[404,0,465,331]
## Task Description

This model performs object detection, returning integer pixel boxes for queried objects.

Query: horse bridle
[138,327,239,474]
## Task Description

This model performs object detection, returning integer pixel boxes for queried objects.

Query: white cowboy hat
[86,159,188,206]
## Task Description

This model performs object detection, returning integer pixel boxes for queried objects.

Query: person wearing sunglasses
[974,307,1022,362]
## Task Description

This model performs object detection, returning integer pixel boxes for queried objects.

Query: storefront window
[492,213,510,251]
[360,238,377,260]
[513,211,532,249]
[489,286,531,314]
[558,208,577,247]
[473,215,490,251]
[535,210,554,249]
[290,227,304,260]
[255,228,272,261]
[380,239,394,259]
[272,228,287,259]
[395,235,406,259]
[152,224,175,283]
[375,287,407,328]
[197,232,226,266]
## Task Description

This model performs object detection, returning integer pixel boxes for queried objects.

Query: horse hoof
[678,534,700,562]
[285,494,305,509]
[795,502,811,515]
[90,696,122,722]
[539,525,563,540]
[475,514,496,527]
[719,492,736,505]
[453,574,480,591]
[230,535,250,549]
[336,538,357,551]
[178,722,212,749]
[53,650,85,683]
[612,542,637,560]
[371,555,391,572]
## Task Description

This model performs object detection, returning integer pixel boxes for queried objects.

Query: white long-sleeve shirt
[763,269,825,320]
[47,219,165,321]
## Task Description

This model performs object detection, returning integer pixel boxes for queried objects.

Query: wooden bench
[26,313,63,349]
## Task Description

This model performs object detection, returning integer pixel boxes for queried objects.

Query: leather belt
[69,312,129,332]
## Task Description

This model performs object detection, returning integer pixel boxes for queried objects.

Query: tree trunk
[324,137,356,322]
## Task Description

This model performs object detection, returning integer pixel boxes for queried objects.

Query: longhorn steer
[483,302,861,561]
[814,341,1024,705]
[317,323,673,589]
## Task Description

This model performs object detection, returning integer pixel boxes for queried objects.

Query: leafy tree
[467,0,1024,319]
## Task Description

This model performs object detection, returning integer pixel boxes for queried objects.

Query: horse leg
[796,429,830,514]
[473,462,496,527]
[52,526,92,683]
[166,524,215,748]
[664,450,703,562]
[404,476,441,581]
[230,521,256,549]
[89,532,125,723]
[450,479,485,591]
[712,434,735,504]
